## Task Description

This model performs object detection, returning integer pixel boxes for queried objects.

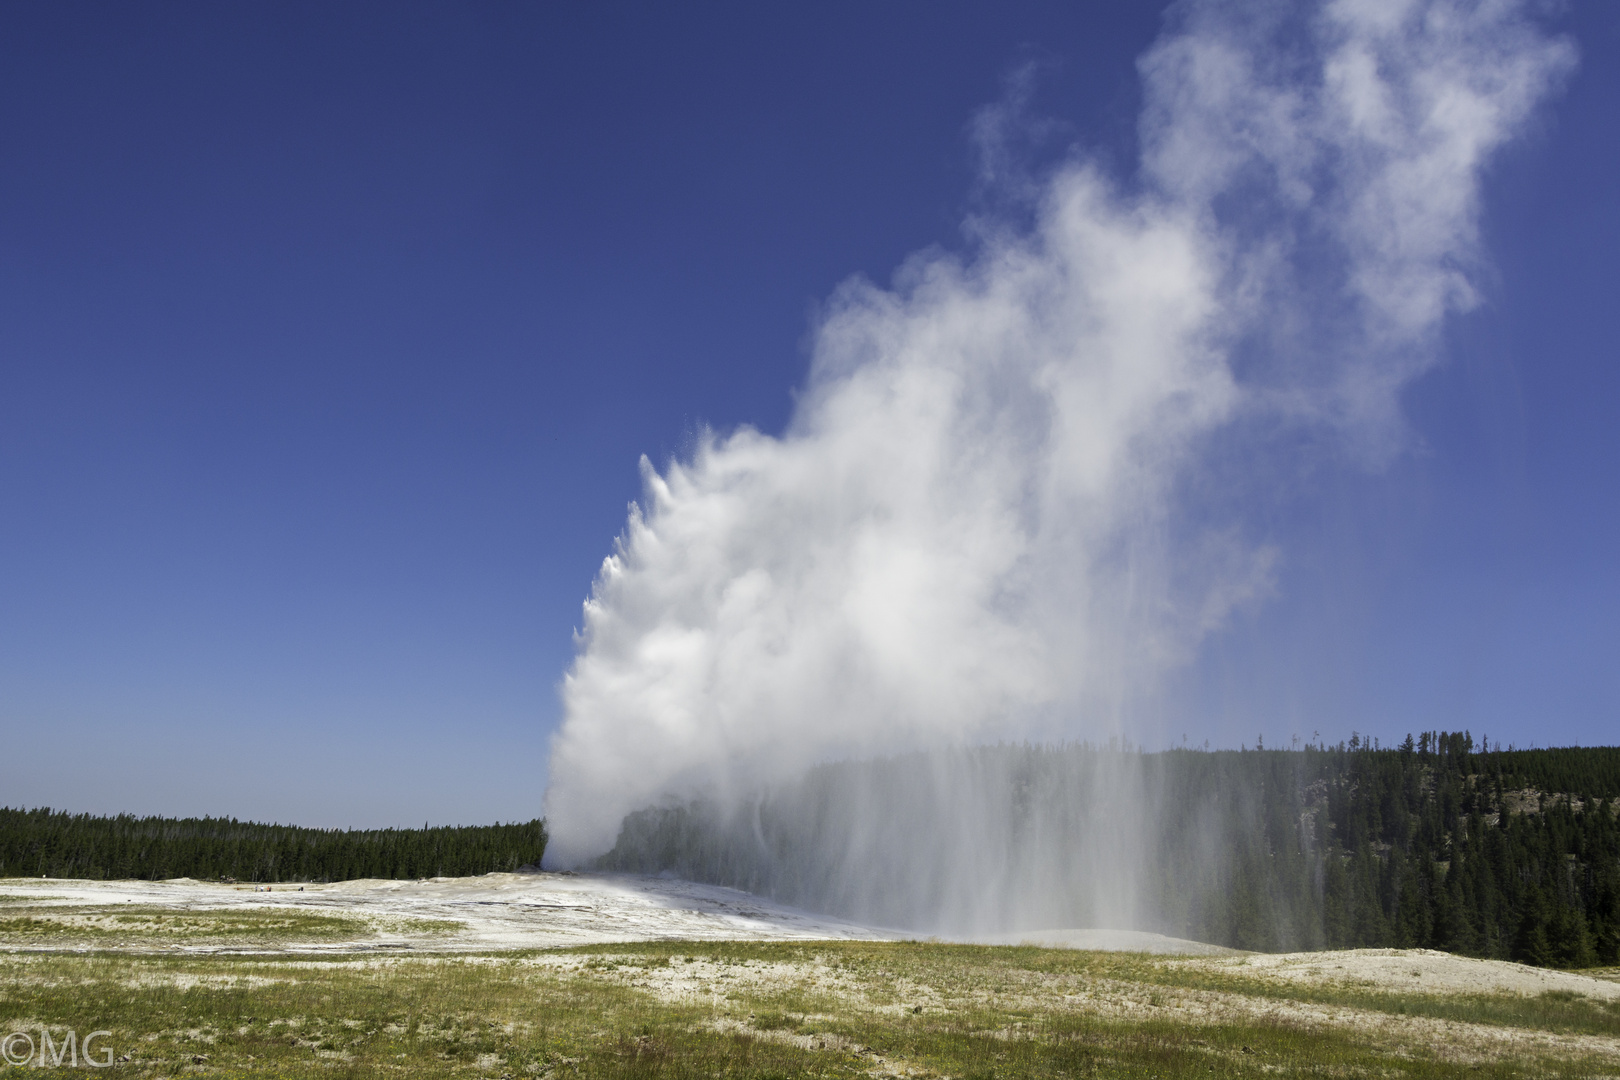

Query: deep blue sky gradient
[2,2,1615,826]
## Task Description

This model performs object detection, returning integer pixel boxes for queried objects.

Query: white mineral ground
[0,873,887,952]
[2,873,1618,1007]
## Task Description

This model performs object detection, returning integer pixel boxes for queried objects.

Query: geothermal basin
[0,872,1226,955]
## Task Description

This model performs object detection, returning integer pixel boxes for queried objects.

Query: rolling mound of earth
[1197,947,1620,1000]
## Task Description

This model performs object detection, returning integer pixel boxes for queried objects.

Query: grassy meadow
[4,904,1620,1078]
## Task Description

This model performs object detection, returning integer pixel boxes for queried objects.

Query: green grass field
[4,909,1620,1079]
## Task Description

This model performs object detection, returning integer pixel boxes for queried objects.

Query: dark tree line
[0,808,547,883]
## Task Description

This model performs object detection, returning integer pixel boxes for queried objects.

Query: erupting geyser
[544,0,1573,931]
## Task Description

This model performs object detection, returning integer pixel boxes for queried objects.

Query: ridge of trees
[1158,735,1620,967]
[0,808,547,883]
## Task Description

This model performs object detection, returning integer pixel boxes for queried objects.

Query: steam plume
[545,0,1572,869]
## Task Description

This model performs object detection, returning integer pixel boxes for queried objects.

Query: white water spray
[544,0,1572,904]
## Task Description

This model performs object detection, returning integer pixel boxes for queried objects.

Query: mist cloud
[544,0,1572,866]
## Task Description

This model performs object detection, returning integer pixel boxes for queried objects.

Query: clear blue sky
[2,2,1615,827]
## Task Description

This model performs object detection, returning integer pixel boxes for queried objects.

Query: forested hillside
[0,809,547,883]
[601,736,1620,969]
[1162,735,1620,967]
